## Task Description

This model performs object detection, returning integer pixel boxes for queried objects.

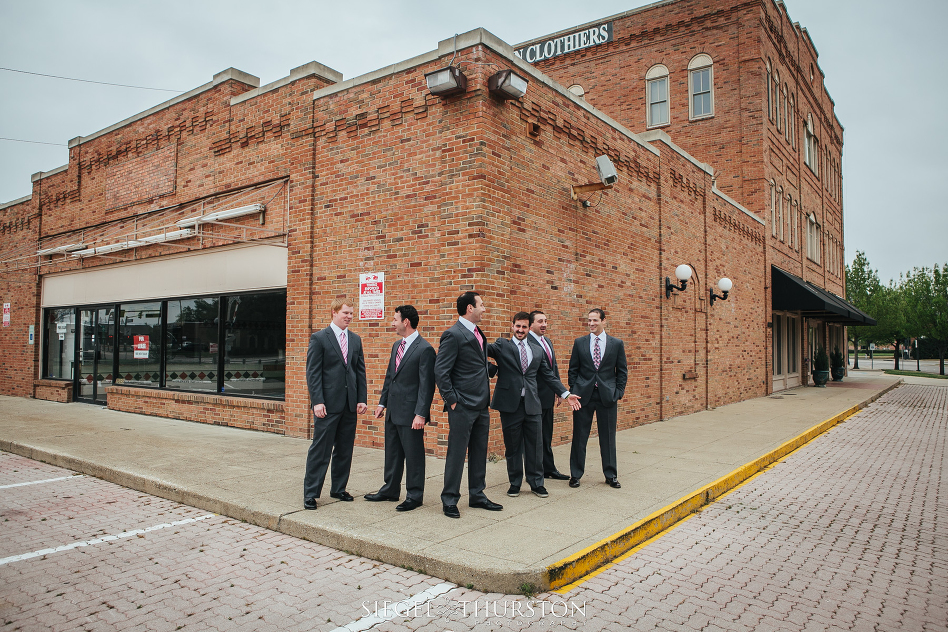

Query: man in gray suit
[303,298,367,509]
[567,308,628,490]
[528,310,571,481]
[488,312,580,498]
[435,291,502,519]
[366,305,435,512]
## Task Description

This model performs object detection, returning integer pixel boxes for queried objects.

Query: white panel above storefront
[41,244,287,307]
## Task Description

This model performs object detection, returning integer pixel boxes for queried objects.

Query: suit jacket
[488,337,568,415]
[527,334,560,409]
[567,334,628,407]
[434,320,491,412]
[306,326,367,414]
[378,335,436,425]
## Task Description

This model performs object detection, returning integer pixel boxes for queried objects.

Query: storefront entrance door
[76,307,115,404]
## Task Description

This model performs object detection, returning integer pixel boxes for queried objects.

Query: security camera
[595,155,618,186]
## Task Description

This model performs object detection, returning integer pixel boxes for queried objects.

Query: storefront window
[117,302,162,388]
[222,291,286,398]
[165,297,220,393]
[44,308,76,380]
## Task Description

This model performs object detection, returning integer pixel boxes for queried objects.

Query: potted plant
[830,346,845,381]
[812,345,830,387]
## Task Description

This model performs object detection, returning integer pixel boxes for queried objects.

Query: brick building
[0,0,872,456]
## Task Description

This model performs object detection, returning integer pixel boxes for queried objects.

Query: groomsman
[488,312,580,498]
[527,310,570,481]
[567,308,628,489]
[303,298,367,509]
[367,305,436,512]
[435,291,502,519]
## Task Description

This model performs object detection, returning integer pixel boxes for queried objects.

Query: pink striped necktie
[395,339,406,370]
[339,331,348,364]
[542,338,553,365]
[473,327,484,349]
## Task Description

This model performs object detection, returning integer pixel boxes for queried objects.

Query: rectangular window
[647,77,669,127]
[44,308,76,380]
[117,301,162,388]
[690,68,712,118]
[807,216,821,264]
[165,297,221,394]
[773,315,783,376]
[222,291,286,399]
[788,316,798,373]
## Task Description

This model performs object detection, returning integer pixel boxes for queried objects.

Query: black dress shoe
[469,499,503,511]
[396,498,422,512]
[330,491,354,502]
[303,498,318,510]
[443,504,460,519]
[545,471,570,481]
[364,492,399,502]
[506,486,520,497]
[531,486,549,498]
[568,477,581,488]
[606,477,621,489]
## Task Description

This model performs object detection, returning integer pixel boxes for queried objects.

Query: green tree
[871,280,909,370]
[846,251,883,369]
[903,264,948,374]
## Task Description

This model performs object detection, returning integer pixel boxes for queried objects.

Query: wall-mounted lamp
[665,264,693,299]
[710,277,733,306]
[488,69,528,101]
[425,66,468,97]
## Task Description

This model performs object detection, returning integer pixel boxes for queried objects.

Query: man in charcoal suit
[567,308,628,489]
[527,310,571,481]
[303,298,367,509]
[435,291,503,519]
[366,305,436,512]
[488,312,580,498]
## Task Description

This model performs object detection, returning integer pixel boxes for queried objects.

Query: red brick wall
[0,197,40,398]
[106,386,285,433]
[33,379,72,403]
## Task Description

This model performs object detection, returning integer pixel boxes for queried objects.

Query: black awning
[772,266,877,325]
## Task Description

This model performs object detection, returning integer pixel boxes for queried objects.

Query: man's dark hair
[512,311,531,324]
[528,310,545,325]
[395,305,419,329]
[589,308,606,321]
[456,291,480,316]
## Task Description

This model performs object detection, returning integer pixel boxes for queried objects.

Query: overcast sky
[1,0,944,284]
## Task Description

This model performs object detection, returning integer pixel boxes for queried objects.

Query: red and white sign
[359,272,385,320]
[133,335,150,359]
[2,303,9,328]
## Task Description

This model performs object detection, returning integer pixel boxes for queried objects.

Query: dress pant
[569,388,618,480]
[378,415,426,502]
[440,404,490,507]
[499,400,544,490]
[303,409,357,499]
[540,406,558,474]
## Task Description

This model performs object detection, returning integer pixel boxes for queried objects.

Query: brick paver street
[1,383,945,631]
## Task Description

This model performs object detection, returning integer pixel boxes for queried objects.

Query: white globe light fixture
[665,264,693,299]
[710,277,733,306]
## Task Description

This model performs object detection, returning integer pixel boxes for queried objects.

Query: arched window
[775,71,782,131]
[688,54,713,119]
[567,84,585,100]
[786,193,792,244]
[646,65,670,127]
[783,84,789,142]
[791,199,799,250]
[777,186,784,242]
[789,93,796,149]
[804,114,818,172]
[769,180,777,236]
[766,59,773,121]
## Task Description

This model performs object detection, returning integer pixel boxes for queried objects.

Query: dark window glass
[222,291,286,398]
[44,308,76,379]
[165,297,220,393]
[117,302,162,388]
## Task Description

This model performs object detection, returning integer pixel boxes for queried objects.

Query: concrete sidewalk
[0,372,910,592]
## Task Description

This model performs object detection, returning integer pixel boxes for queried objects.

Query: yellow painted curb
[546,380,902,591]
